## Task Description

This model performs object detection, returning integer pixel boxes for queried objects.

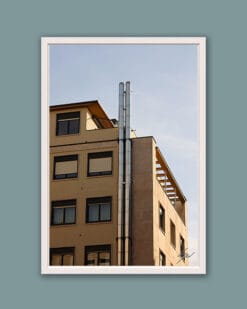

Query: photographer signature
[176,248,195,264]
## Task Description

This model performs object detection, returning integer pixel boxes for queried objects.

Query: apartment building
[49,83,188,266]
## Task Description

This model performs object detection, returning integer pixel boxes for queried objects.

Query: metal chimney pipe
[124,81,131,265]
[118,82,125,266]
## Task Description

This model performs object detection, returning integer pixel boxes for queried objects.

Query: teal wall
[1,0,246,308]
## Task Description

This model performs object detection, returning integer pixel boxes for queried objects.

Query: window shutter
[63,254,74,265]
[55,160,77,175]
[89,157,112,173]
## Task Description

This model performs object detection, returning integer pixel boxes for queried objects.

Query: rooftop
[50,100,114,129]
[156,146,187,204]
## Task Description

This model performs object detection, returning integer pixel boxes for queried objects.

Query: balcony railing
[155,147,187,224]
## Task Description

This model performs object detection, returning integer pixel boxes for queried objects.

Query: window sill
[55,133,80,137]
[51,177,78,182]
[86,174,113,179]
[86,221,112,225]
[51,223,76,227]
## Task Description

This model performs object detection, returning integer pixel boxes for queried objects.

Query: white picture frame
[41,37,206,275]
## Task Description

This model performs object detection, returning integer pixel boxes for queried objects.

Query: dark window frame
[170,220,176,249]
[50,247,75,266]
[56,111,80,136]
[86,197,112,223]
[87,151,113,177]
[51,199,76,225]
[159,250,166,266]
[84,245,111,266]
[159,204,165,232]
[53,154,78,180]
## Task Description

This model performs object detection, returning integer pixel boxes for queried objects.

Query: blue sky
[49,43,199,266]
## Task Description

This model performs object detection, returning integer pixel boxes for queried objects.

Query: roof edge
[50,101,114,128]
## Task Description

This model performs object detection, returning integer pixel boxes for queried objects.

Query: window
[50,247,74,265]
[180,235,185,261]
[170,220,176,248]
[56,111,80,135]
[159,250,166,266]
[159,205,165,232]
[85,245,111,266]
[51,199,76,225]
[53,155,78,179]
[86,197,111,223]
[87,151,112,176]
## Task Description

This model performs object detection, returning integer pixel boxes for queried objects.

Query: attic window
[56,112,80,135]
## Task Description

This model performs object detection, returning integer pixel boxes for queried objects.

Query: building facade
[49,97,188,266]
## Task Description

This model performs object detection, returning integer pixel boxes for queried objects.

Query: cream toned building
[50,99,188,266]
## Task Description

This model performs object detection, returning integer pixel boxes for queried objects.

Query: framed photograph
[41,37,206,274]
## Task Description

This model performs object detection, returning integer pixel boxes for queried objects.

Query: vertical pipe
[118,82,125,265]
[124,81,131,265]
